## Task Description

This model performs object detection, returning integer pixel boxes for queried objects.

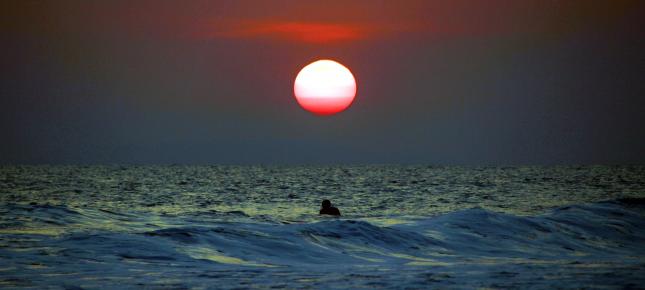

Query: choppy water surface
[1,165,644,289]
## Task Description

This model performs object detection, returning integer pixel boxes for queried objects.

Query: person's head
[321,199,331,209]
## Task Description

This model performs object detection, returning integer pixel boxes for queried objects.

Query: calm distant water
[1,165,644,288]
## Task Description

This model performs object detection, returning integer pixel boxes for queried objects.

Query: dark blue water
[1,165,644,288]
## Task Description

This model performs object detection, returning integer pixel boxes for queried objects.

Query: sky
[1,0,644,165]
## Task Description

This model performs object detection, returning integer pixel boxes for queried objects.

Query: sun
[294,59,357,116]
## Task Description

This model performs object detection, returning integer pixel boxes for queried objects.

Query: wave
[2,198,638,269]
[399,199,645,259]
[2,198,644,269]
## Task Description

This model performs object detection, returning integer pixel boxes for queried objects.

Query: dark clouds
[1,0,644,164]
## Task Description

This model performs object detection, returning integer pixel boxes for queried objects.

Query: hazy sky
[2,0,644,164]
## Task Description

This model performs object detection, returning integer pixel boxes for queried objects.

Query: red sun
[294,60,357,116]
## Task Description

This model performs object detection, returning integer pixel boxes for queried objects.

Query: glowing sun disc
[294,59,357,115]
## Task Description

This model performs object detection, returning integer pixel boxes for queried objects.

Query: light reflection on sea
[0,165,644,288]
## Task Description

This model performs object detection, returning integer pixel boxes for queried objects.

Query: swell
[1,198,644,268]
[399,199,645,259]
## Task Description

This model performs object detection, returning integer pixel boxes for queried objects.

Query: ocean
[1,165,644,289]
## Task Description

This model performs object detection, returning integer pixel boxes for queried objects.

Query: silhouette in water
[319,199,341,216]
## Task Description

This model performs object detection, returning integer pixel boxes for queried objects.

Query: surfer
[319,199,341,216]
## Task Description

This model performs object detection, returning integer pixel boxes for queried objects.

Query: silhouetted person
[319,199,341,216]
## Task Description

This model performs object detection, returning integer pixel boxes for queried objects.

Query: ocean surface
[1,165,644,289]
